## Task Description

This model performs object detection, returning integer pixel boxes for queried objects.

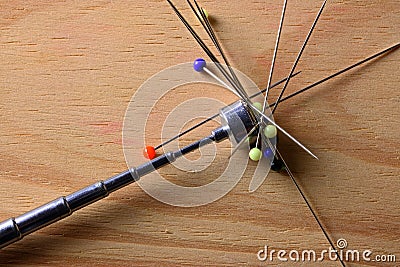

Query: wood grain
[0,0,399,266]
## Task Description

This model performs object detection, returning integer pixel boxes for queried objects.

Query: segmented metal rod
[0,127,229,249]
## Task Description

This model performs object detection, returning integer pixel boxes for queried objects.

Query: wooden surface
[0,0,399,266]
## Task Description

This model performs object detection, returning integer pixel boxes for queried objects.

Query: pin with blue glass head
[191,57,285,170]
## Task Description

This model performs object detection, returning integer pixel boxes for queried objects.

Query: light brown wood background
[0,0,399,266]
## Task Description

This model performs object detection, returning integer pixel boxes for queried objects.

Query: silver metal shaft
[0,99,258,249]
[0,127,229,249]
